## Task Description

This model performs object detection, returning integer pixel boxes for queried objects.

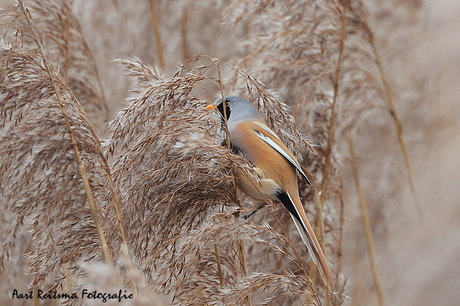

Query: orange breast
[230,121,298,192]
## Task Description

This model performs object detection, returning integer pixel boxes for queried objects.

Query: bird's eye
[225,101,230,107]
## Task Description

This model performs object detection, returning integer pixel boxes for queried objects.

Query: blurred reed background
[0,0,459,305]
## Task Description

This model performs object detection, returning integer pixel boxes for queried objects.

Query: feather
[290,214,318,265]
[253,127,311,184]
[278,191,333,288]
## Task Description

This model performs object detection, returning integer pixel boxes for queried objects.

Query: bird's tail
[278,191,334,288]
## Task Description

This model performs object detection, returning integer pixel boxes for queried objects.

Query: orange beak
[205,104,217,111]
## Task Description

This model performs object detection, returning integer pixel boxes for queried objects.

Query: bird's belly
[233,166,280,202]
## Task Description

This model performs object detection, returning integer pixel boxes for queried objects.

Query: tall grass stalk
[18,0,113,265]
[149,0,165,69]
[348,136,383,306]
[355,0,424,223]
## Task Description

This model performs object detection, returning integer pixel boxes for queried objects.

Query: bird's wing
[252,122,311,185]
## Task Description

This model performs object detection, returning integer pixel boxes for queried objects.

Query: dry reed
[1,0,459,305]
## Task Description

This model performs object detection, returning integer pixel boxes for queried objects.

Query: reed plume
[1,0,459,305]
[0,0,118,295]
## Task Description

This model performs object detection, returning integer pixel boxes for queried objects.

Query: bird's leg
[242,203,268,220]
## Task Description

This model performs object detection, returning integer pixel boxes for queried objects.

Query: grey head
[214,96,263,130]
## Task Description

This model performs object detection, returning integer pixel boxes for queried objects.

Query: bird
[206,96,333,288]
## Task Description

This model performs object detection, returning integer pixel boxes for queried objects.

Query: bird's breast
[230,121,297,194]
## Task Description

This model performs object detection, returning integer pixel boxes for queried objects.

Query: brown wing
[251,122,310,184]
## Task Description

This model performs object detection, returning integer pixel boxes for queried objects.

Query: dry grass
[1,0,459,305]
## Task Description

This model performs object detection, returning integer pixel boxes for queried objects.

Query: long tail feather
[278,191,334,288]
[290,214,317,265]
